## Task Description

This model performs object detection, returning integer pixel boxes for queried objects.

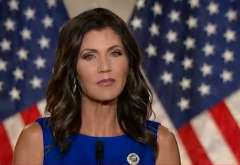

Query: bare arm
[13,122,43,164]
[156,125,181,165]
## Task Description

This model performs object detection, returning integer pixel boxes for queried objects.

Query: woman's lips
[97,78,115,86]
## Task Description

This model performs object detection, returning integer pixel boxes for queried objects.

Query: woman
[13,8,181,164]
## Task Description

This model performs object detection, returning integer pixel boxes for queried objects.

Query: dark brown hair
[45,8,158,159]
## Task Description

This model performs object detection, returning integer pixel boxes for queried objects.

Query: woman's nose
[98,57,111,73]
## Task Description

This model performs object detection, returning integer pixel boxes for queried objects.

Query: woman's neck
[79,96,123,137]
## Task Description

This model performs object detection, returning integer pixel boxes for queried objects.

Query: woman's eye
[111,51,121,56]
[84,54,94,60]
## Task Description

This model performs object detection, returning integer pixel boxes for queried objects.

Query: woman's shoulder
[144,120,175,140]
[14,117,51,147]
[13,119,44,164]
[156,124,176,145]
[146,119,177,151]
[154,123,181,164]
[15,117,48,145]
[16,120,43,142]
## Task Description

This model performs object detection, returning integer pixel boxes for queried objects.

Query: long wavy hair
[45,8,158,159]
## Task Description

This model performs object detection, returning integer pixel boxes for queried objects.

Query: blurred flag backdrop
[1,0,240,164]
[128,0,240,164]
[0,0,69,163]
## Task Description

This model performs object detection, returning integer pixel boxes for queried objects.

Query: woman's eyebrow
[79,45,123,55]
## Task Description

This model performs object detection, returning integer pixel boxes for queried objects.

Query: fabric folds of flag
[0,0,69,163]
[128,0,240,164]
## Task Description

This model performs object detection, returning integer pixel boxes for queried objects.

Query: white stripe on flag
[3,113,24,150]
[225,89,240,129]
[37,99,47,117]
[191,110,237,164]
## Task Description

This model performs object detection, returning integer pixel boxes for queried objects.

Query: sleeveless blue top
[35,117,161,165]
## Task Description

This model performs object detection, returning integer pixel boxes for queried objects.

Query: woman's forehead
[80,28,123,48]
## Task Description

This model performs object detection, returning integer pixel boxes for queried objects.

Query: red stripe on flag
[178,123,212,165]
[0,122,13,164]
[210,101,240,163]
[20,104,41,126]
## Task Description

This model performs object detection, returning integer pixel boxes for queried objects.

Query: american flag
[0,0,69,163]
[129,0,240,164]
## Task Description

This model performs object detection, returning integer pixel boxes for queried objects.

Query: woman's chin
[99,97,117,104]
[94,94,118,104]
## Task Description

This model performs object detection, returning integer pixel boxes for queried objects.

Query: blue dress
[35,117,160,165]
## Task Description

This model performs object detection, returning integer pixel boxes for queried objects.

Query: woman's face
[76,28,129,102]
